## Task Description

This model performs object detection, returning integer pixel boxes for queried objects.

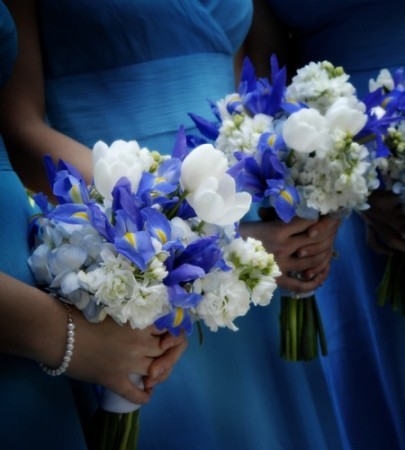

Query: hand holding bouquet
[189,57,388,360]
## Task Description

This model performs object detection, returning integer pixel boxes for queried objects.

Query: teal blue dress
[38,1,342,448]
[267,1,405,449]
[0,3,96,449]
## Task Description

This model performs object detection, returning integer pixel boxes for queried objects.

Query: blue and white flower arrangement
[188,56,388,361]
[367,67,405,315]
[28,130,280,449]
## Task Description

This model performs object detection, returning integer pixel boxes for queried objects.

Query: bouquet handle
[99,373,142,413]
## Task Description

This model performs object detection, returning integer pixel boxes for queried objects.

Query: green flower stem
[280,294,328,361]
[377,252,405,315]
[91,410,141,450]
[166,190,189,220]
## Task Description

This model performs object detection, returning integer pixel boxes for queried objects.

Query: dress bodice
[39,0,251,77]
[38,0,253,151]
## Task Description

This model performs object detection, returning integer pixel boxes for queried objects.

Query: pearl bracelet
[39,304,75,376]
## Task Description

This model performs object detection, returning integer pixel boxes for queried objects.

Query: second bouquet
[189,57,389,361]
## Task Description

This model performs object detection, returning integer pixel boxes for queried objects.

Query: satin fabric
[0,2,97,449]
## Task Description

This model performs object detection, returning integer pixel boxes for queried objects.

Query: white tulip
[180,144,251,225]
[180,143,228,192]
[325,97,367,136]
[282,108,331,153]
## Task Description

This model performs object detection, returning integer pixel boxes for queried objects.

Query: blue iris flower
[238,55,286,117]
[155,285,202,336]
[48,203,91,224]
[265,179,299,223]
[44,155,90,204]
[164,235,225,286]
[113,209,156,271]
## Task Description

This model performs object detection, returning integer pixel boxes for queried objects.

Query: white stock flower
[369,68,394,92]
[287,61,356,113]
[282,108,331,153]
[194,270,251,332]
[224,237,281,306]
[181,144,251,225]
[93,139,155,200]
[216,113,273,162]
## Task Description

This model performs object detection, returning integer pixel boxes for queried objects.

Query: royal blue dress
[0,2,97,449]
[37,1,342,448]
[267,1,405,449]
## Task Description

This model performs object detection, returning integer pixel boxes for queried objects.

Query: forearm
[3,122,92,194]
[0,272,68,367]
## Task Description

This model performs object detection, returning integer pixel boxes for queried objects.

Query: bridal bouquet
[368,67,405,315]
[28,131,280,448]
[189,57,386,360]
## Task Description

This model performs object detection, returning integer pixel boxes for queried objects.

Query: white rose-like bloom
[369,68,394,92]
[106,283,170,329]
[325,97,367,136]
[194,270,251,332]
[181,144,251,225]
[93,140,155,200]
[78,248,169,328]
[282,108,331,153]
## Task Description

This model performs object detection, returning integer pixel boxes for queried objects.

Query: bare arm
[0,0,92,195]
[0,272,187,404]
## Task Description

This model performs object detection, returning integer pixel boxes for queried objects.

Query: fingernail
[299,250,308,257]
[309,229,319,238]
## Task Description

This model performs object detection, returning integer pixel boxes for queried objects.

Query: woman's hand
[240,210,339,294]
[362,190,405,254]
[144,331,188,389]
[67,315,171,405]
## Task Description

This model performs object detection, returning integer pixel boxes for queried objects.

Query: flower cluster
[188,56,394,361]
[190,57,388,223]
[29,134,280,336]
[368,68,405,201]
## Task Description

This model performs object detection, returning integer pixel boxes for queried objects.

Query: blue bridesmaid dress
[37,1,343,448]
[0,2,96,449]
[267,1,405,449]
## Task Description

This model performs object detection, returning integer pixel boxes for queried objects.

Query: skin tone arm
[237,0,339,293]
[0,272,187,403]
[0,0,93,196]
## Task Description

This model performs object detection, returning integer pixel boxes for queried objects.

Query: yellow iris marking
[124,232,136,247]
[156,229,167,243]
[173,307,184,327]
[70,184,82,203]
[280,190,293,204]
[267,135,275,146]
[73,212,89,220]
[155,177,166,184]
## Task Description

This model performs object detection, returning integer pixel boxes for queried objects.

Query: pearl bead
[39,303,75,377]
